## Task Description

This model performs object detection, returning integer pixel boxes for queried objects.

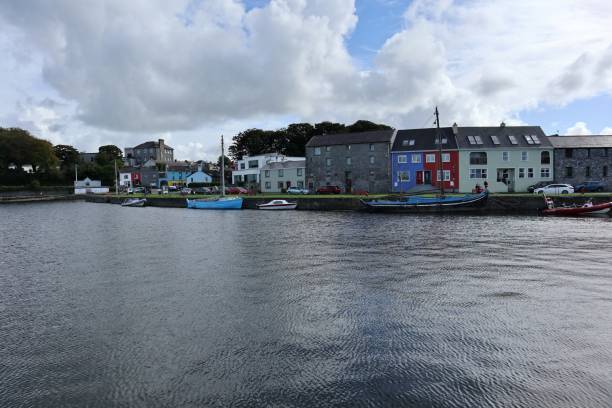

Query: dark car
[225,186,248,195]
[573,180,605,192]
[316,185,341,194]
[527,181,549,193]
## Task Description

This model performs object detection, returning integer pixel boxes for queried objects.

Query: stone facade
[125,139,174,165]
[553,147,611,189]
[305,130,394,194]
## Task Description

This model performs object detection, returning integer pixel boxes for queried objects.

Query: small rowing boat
[121,198,146,207]
[542,197,612,216]
[257,199,297,210]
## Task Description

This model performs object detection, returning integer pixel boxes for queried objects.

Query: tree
[313,121,346,136]
[0,127,59,176]
[347,120,392,133]
[96,145,122,164]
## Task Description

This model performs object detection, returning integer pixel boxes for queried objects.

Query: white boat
[257,199,297,210]
[121,198,147,207]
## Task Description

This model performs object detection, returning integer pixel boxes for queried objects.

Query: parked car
[225,186,248,195]
[180,187,193,195]
[133,187,145,194]
[533,184,574,195]
[316,185,341,194]
[573,180,605,193]
[126,187,134,194]
[527,181,549,193]
[287,186,309,194]
[194,187,212,194]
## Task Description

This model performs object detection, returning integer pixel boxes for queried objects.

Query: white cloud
[1,0,612,159]
[600,127,612,135]
[566,122,591,135]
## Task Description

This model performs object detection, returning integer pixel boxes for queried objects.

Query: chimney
[452,122,458,135]
[158,139,165,147]
[500,122,506,128]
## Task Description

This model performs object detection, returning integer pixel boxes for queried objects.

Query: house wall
[119,172,132,187]
[458,148,553,192]
[306,142,390,193]
[260,167,305,192]
[422,150,460,191]
[186,172,212,185]
[554,148,612,189]
[391,152,423,192]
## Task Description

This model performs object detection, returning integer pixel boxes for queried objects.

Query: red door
[416,171,423,185]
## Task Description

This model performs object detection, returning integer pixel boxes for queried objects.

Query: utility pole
[114,159,118,195]
[434,106,444,196]
[221,135,225,197]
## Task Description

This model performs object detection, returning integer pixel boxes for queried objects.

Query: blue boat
[361,191,488,213]
[186,197,243,210]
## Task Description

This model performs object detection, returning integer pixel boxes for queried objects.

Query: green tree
[346,120,392,133]
[96,145,122,164]
[0,127,59,184]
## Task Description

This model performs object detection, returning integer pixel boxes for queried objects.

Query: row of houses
[304,125,612,193]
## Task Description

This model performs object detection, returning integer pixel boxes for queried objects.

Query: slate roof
[392,127,457,151]
[133,140,174,150]
[306,130,394,147]
[547,135,612,148]
[261,160,306,170]
[454,126,550,149]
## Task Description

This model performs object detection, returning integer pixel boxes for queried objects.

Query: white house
[74,177,109,194]
[232,153,305,189]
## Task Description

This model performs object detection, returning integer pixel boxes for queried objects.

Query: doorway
[424,171,432,185]
[345,171,352,193]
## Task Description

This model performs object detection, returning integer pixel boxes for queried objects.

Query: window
[314,147,321,156]
[278,169,284,177]
[565,166,573,177]
[521,151,528,161]
[531,135,541,144]
[437,170,451,181]
[426,154,436,163]
[442,153,450,162]
[470,168,487,179]
[240,163,245,169]
[541,151,550,164]
[297,168,303,177]
[325,146,331,152]
[369,156,375,164]
[264,170,270,178]
[435,137,448,144]
[469,152,487,165]
[585,166,591,177]
[412,154,421,163]
[398,155,407,163]
[541,168,550,178]
[604,166,608,177]
[326,158,332,167]
[344,157,351,165]
[369,170,375,176]
[278,182,283,189]
[524,135,535,144]
[398,171,409,182]
[508,135,518,144]
[402,139,415,146]
[491,135,500,145]
[502,151,509,161]
[519,168,525,178]
[265,181,271,189]
[586,148,591,158]
[123,174,129,179]
[409,139,415,146]
[369,144,375,151]
[248,160,258,168]
[565,149,573,158]
[527,168,534,178]
[346,144,351,150]
[467,135,483,144]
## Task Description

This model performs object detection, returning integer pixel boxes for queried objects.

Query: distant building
[119,167,140,188]
[260,160,306,192]
[305,130,395,194]
[79,152,98,163]
[125,139,174,165]
[185,167,213,186]
[139,167,160,188]
[548,135,612,189]
[232,153,304,190]
[162,162,195,187]
[74,177,108,194]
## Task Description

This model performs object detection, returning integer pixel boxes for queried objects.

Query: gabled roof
[454,126,550,149]
[133,140,174,150]
[392,128,457,151]
[547,135,612,148]
[261,160,306,170]
[306,130,394,147]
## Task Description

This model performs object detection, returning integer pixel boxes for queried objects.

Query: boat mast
[434,106,444,197]
[221,135,225,197]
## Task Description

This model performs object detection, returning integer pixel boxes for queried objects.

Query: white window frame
[265,181,271,189]
[437,170,451,181]
[502,151,509,161]
[469,168,488,179]
[518,168,525,178]
[521,151,528,161]
[398,171,410,182]
[297,168,303,177]
[314,147,321,156]
[426,154,436,163]
[264,170,270,178]
[540,167,550,178]
[527,168,534,178]
[442,153,450,162]
[411,154,421,163]
[398,155,407,164]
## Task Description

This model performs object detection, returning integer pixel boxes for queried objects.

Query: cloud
[600,127,612,135]
[566,122,591,135]
[1,0,612,159]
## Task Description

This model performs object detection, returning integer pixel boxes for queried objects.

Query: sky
[1,0,612,161]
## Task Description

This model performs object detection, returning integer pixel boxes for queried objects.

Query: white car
[533,184,574,195]
[287,186,309,194]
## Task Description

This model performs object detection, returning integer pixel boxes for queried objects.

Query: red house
[422,150,460,191]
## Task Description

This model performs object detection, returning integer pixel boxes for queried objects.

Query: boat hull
[121,199,146,207]
[360,191,488,213]
[257,203,297,210]
[186,197,243,209]
[542,202,612,216]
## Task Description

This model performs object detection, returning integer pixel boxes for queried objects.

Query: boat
[186,196,243,209]
[121,198,147,207]
[361,190,488,213]
[541,197,612,216]
[186,135,243,210]
[257,199,297,210]
[361,106,489,213]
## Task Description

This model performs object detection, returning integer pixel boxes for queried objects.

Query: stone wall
[554,148,612,189]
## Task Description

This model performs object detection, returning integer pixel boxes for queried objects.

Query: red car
[316,185,341,194]
[225,186,248,195]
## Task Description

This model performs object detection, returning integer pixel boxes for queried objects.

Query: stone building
[548,135,612,189]
[305,130,395,194]
[260,160,306,193]
[125,139,174,165]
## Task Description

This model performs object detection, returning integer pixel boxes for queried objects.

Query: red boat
[542,197,612,216]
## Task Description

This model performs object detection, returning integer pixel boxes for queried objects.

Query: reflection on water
[1,202,612,407]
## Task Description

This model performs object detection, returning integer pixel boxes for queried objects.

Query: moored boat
[361,190,488,213]
[257,199,297,210]
[121,198,147,207]
[542,197,612,216]
[186,197,243,210]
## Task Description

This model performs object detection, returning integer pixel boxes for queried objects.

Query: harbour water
[1,202,612,407]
